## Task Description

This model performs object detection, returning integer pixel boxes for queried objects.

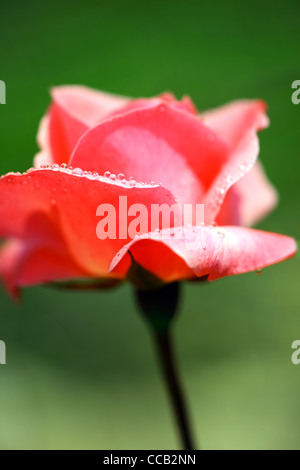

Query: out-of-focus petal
[231,162,278,226]
[0,216,88,299]
[109,92,198,117]
[201,100,270,223]
[36,86,130,166]
[51,86,130,127]
[202,100,269,146]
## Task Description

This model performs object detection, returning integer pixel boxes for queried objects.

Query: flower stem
[152,329,196,450]
[135,282,197,450]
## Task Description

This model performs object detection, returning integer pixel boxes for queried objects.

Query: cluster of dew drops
[42,163,159,188]
[1,163,160,188]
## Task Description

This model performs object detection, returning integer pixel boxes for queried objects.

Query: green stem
[135,282,197,450]
[153,329,196,450]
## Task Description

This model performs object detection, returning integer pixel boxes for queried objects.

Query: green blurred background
[0,0,299,450]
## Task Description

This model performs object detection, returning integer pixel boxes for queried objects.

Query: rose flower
[0,86,296,297]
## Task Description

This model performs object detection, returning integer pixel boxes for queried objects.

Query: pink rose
[0,86,296,297]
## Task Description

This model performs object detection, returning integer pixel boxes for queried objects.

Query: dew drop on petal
[217,228,226,238]
[110,173,116,181]
[117,173,125,181]
[104,171,111,178]
[72,168,83,176]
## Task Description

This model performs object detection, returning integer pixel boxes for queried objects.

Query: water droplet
[150,181,156,186]
[129,179,136,186]
[92,171,99,177]
[217,228,226,238]
[110,173,116,181]
[117,173,125,181]
[60,163,68,169]
[240,164,246,171]
[72,168,83,176]
[104,171,111,178]
[52,164,59,171]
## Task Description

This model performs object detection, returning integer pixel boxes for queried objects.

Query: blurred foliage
[0,0,299,450]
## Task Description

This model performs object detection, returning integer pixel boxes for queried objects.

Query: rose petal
[34,87,198,169]
[0,168,176,282]
[201,100,270,224]
[202,100,269,146]
[0,213,88,299]
[70,104,229,205]
[202,101,269,223]
[109,92,198,118]
[229,162,278,226]
[34,86,129,167]
[110,226,296,282]
[51,85,130,128]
